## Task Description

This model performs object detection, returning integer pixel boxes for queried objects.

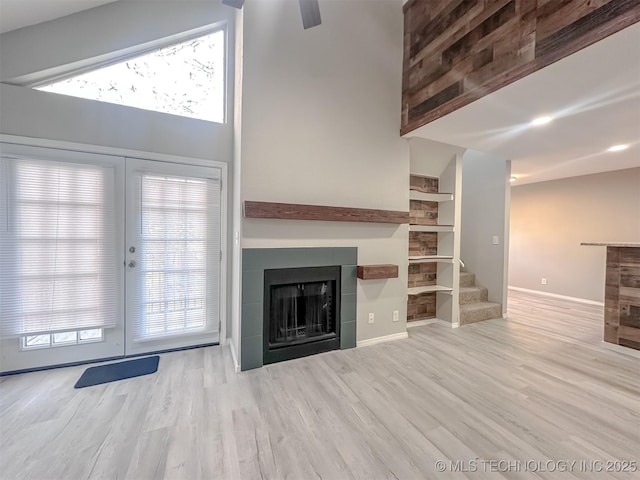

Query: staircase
[459,271,502,325]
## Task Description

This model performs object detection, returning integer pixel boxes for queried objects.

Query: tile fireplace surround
[241,247,357,370]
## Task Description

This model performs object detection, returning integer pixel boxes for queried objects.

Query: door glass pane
[79,329,103,341]
[0,158,119,339]
[132,173,219,341]
[24,335,51,348]
[53,332,78,344]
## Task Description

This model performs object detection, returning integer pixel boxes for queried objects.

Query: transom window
[36,29,225,123]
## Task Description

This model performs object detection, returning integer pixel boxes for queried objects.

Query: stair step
[459,271,475,287]
[459,286,488,304]
[460,302,502,325]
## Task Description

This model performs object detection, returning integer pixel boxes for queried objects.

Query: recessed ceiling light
[607,144,629,152]
[530,116,553,126]
[510,176,518,182]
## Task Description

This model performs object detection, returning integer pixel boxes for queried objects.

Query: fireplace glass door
[264,266,341,364]
[270,281,335,347]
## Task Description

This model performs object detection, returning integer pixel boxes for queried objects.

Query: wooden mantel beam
[243,201,409,224]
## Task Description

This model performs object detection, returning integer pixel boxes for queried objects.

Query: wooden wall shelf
[244,201,409,224]
[357,264,399,280]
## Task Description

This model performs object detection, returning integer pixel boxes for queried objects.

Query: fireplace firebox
[263,266,341,365]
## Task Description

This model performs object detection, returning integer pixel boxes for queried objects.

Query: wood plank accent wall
[408,262,437,288]
[410,200,439,225]
[408,292,436,321]
[244,201,409,224]
[605,247,640,350]
[410,174,439,193]
[401,0,640,134]
[409,231,438,256]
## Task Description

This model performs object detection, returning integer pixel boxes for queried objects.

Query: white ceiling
[407,22,640,185]
[0,0,117,33]
[1,2,639,186]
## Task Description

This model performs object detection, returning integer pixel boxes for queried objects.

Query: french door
[124,158,221,355]
[0,144,223,373]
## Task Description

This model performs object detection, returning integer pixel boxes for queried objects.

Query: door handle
[128,260,136,268]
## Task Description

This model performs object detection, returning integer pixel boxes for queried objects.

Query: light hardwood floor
[1,290,638,479]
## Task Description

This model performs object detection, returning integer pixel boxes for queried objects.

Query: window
[130,172,220,341]
[36,29,225,123]
[0,157,119,340]
[22,329,104,350]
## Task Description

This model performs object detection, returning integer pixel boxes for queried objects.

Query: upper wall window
[35,29,225,123]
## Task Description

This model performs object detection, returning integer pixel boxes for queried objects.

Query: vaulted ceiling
[0,0,117,33]
[2,0,639,185]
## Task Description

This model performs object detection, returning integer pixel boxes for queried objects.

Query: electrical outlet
[368,313,375,324]
[541,278,547,285]
[393,310,399,322]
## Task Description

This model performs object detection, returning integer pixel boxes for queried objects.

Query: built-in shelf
[409,190,453,202]
[357,264,399,280]
[409,255,454,264]
[409,225,454,232]
[408,285,453,295]
[244,201,409,224]
[407,153,460,325]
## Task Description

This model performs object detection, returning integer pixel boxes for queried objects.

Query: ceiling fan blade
[299,0,321,29]
[222,0,245,9]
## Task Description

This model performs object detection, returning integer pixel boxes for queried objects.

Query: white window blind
[0,157,118,338]
[131,172,220,341]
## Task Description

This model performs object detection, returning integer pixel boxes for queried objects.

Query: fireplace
[241,247,357,370]
[264,266,341,364]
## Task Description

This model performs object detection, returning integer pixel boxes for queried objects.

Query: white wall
[510,168,640,302]
[0,0,233,85]
[229,8,244,369]
[461,150,510,312]
[239,0,409,342]
[0,84,231,162]
[409,137,465,177]
[0,0,235,162]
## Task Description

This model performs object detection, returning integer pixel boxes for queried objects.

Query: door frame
[0,134,229,355]
[124,157,224,355]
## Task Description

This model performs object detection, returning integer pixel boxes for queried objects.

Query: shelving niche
[407,149,461,326]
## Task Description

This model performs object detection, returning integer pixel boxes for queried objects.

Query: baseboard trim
[406,319,438,328]
[438,319,460,329]
[601,341,640,359]
[357,332,408,348]
[508,286,604,306]
[407,318,459,329]
[228,340,240,373]
[0,342,218,377]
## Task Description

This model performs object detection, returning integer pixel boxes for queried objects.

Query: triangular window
[36,29,225,123]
